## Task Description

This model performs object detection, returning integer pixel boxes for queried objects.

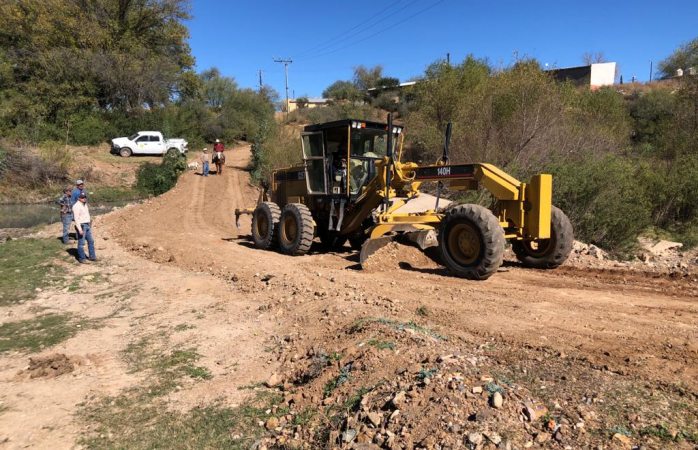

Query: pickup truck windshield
[128,133,139,140]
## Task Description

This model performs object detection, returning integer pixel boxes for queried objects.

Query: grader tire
[251,202,280,250]
[438,204,505,280]
[512,206,573,269]
[278,203,315,255]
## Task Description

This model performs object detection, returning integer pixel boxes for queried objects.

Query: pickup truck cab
[111,131,188,157]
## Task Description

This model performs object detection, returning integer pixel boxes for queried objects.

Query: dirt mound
[361,241,440,273]
[24,353,75,379]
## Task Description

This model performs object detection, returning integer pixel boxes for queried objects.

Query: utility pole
[258,69,263,91]
[649,60,653,82]
[274,57,293,119]
[446,52,450,65]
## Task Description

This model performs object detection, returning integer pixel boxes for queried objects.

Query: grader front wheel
[278,203,315,255]
[438,204,505,280]
[512,206,573,269]
[251,202,280,249]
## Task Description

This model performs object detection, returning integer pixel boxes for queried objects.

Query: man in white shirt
[72,192,96,263]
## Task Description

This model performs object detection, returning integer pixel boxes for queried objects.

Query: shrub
[136,152,187,196]
[547,155,652,253]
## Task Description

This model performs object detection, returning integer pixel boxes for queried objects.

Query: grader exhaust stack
[234,117,573,280]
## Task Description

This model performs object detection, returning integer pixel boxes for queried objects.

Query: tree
[374,77,400,88]
[353,65,383,91]
[322,80,360,101]
[295,97,309,109]
[659,37,698,78]
[582,51,607,65]
[200,68,238,110]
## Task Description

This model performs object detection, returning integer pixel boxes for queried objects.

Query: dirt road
[1,145,695,448]
[107,145,698,393]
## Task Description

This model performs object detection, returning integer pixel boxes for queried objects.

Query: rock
[366,412,382,427]
[535,432,550,444]
[484,431,502,445]
[473,409,493,422]
[342,429,358,443]
[391,391,407,409]
[491,391,503,408]
[389,410,400,422]
[472,386,483,394]
[467,432,483,445]
[265,417,279,430]
[265,372,281,387]
[647,239,682,255]
[588,245,605,260]
[611,433,631,447]
[523,402,548,421]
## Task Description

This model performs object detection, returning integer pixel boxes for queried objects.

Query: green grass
[90,186,144,203]
[0,313,77,353]
[79,331,263,448]
[0,238,65,305]
[323,364,352,398]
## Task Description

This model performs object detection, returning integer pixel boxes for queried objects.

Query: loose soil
[0,145,695,449]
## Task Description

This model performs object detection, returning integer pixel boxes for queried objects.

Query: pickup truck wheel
[119,147,132,158]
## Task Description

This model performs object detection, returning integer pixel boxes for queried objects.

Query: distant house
[546,62,617,89]
[286,97,328,113]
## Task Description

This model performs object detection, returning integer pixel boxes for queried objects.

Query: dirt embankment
[0,144,695,449]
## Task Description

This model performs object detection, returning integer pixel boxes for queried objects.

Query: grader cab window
[348,128,397,195]
[301,132,326,194]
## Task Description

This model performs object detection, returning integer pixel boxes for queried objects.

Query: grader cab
[235,116,573,280]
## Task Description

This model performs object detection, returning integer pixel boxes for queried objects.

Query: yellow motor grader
[235,116,573,280]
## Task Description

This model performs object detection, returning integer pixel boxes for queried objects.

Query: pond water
[0,201,130,229]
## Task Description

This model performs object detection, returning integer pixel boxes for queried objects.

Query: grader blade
[359,236,395,267]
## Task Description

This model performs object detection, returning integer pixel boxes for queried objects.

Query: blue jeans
[76,223,96,261]
[61,214,73,244]
[203,161,210,176]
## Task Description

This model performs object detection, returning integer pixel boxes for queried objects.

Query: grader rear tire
[251,202,280,250]
[512,206,573,269]
[278,203,315,255]
[438,204,505,280]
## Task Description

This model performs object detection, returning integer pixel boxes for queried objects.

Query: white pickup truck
[110,131,188,157]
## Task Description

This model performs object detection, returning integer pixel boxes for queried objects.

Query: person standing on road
[72,192,96,263]
[58,187,73,244]
[200,148,210,177]
[70,179,87,205]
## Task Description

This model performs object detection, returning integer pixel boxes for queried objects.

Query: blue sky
[187,0,698,98]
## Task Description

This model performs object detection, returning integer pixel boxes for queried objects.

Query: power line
[293,0,409,59]
[297,0,446,62]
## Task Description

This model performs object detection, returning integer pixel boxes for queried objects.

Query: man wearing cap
[70,179,87,206]
[72,192,96,263]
